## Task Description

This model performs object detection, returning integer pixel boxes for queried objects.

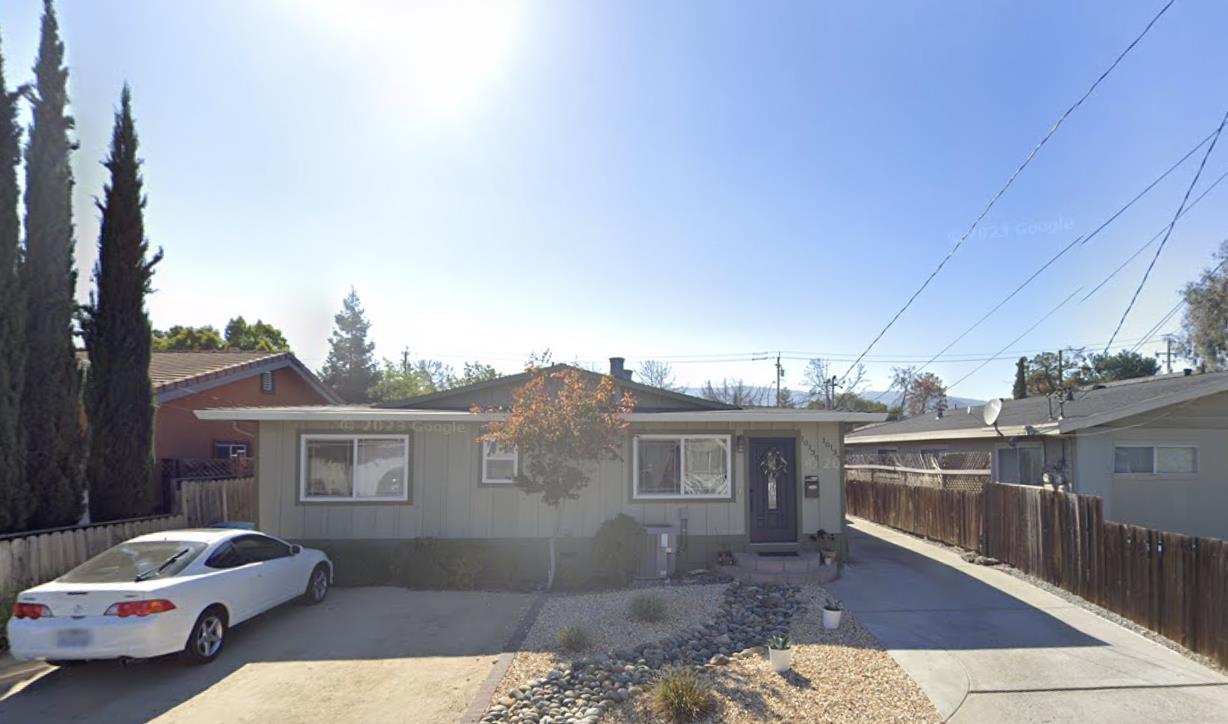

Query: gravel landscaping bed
[617,585,937,723]
[483,581,937,724]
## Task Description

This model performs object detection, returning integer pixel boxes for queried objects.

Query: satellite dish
[982,398,1004,427]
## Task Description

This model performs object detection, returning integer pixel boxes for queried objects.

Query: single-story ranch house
[845,369,1228,540]
[197,359,884,583]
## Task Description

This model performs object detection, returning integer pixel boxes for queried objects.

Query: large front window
[301,434,410,502]
[633,435,732,499]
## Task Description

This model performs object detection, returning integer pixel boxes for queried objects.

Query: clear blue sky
[2,1,1225,401]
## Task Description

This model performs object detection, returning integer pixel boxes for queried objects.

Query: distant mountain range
[680,386,985,409]
[861,390,987,410]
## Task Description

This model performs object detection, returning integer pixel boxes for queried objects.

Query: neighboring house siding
[1075,421,1228,541]
[154,369,333,509]
[255,420,845,543]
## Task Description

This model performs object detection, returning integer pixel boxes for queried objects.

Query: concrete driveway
[830,518,1228,723]
[0,587,532,724]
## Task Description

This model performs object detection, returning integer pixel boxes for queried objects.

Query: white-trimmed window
[633,434,732,500]
[481,441,518,484]
[1114,445,1198,475]
[301,434,410,502]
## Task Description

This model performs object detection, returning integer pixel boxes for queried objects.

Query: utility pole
[774,352,783,407]
[1164,335,1173,374]
[1057,349,1064,391]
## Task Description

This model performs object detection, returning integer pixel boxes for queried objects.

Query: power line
[837,0,1177,386]
[947,287,1085,392]
[1127,256,1228,354]
[1081,166,1228,302]
[1104,107,1228,353]
[912,128,1220,378]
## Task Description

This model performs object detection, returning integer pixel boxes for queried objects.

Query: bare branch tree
[637,359,679,390]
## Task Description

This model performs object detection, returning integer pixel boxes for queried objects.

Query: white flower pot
[822,608,843,630]
[768,646,791,672]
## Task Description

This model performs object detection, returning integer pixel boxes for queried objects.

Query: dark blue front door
[748,438,797,543]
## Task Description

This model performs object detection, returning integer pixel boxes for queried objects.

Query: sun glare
[295,0,524,116]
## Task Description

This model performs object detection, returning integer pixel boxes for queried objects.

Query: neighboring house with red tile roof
[80,351,341,512]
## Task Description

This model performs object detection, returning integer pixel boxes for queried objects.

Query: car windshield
[58,541,209,584]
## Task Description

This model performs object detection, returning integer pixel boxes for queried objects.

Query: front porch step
[717,550,839,585]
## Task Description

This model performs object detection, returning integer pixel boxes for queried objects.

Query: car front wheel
[182,607,227,665]
[303,565,329,605]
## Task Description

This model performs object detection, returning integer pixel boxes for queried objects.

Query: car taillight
[104,599,177,618]
[12,603,52,620]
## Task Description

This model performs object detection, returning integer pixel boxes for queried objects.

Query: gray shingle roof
[846,370,1228,441]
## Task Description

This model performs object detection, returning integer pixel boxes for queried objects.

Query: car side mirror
[290,544,302,555]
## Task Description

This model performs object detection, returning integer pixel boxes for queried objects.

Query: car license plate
[57,629,92,648]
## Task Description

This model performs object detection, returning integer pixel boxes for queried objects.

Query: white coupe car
[6,528,332,665]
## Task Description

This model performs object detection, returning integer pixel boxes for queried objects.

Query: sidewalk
[829,517,1228,723]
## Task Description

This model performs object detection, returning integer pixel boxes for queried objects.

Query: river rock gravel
[484,582,937,724]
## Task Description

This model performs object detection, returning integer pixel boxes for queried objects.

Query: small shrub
[440,544,483,590]
[766,634,790,650]
[628,592,667,623]
[556,625,591,653]
[593,514,645,585]
[652,666,712,722]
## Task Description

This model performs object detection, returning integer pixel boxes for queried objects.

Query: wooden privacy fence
[848,478,1228,669]
[0,514,187,600]
[0,477,256,600]
[176,477,256,527]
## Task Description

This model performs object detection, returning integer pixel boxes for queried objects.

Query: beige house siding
[1074,424,1228,541]
[256,419,845,544]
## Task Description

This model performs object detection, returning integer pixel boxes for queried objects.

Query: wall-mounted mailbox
[804,475,820,498]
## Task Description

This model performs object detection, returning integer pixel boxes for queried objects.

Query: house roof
[376,364,740,412]
[845,370,1228,444]
[194,405,888,424]
[77,350,343,404]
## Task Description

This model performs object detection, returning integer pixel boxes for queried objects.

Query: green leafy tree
[1012,357,1028,399]
[478,367,634,589]
[82,87,161,521]
[319,287,379,402]
[223,316,289,352]
[151,324,224,351]
[1088,350,1159,382]
[1177,240,1228,370]
[0,32,30,533]
[20,0,84,528]
[455,360,499,387]
[368,352,437,402]
[1024,349,1089,396]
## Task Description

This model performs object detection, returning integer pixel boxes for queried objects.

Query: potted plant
[766,634,791,672]
[822,598,844,630]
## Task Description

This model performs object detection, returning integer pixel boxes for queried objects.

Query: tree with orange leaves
[478,366,635,589]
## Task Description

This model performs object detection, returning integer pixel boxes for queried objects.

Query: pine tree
[20,0,84,528]
[1012,356,1028,400]
[82,86,161,521]
[319,288,379,402]
[0,30,31,533]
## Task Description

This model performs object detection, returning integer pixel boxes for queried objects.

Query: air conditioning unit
[638,524,677,580]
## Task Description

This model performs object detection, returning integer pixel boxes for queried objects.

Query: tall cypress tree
[1012,356,1029,400]
[83,86,161,521]
[319,288,379,402]
[21,0,84,528]
[0,30,31,533]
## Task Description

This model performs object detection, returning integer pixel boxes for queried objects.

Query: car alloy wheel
[309,568,328,603]
[194,614,224,659]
